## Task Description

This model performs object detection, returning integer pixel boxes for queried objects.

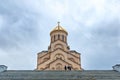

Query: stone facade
[37,23,82,70]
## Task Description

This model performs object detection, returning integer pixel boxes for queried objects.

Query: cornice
[38,52,49,59]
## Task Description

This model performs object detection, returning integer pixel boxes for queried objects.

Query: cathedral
[37,22,81,70]
[0,22,120,80]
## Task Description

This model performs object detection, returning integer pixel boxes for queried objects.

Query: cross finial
[58,21,60,26]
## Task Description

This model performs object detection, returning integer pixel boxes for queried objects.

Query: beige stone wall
[37,26,82,70]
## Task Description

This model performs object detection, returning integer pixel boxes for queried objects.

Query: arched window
[62,35,64,41]
[56,63,62,70]
[54,35,55,41]
[58,34,60,40]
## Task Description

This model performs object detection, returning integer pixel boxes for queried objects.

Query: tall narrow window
[62,35,64,41]
[58,34,60,40]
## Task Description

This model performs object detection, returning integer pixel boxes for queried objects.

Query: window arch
[56,63,62,70]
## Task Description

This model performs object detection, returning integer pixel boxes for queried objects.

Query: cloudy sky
[0,0,120,70]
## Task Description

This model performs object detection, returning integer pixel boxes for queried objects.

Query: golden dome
[50,22,68,35]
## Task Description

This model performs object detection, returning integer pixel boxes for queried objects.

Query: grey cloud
[0,0,120,70]
[79,19,120,69]
[0,0,43,70]
[0,0,42,50]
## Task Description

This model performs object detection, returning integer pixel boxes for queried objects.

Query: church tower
[37,22,82,70]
